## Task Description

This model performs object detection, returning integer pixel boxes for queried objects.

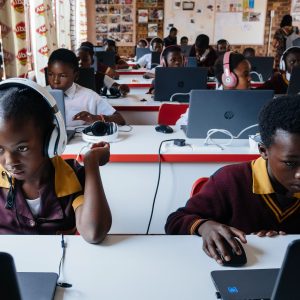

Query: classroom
[0,0,300,299]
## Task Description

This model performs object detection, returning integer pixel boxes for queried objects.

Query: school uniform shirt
[63,83,116,127]
[165,157,300,235]
[0,157,85,234]
[137,53,152,69]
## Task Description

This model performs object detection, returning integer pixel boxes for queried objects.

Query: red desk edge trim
[62,153,260,163]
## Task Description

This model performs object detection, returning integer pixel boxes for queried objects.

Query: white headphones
[0,78,67,158]
[82,121,118,143]
[280,46,300,71]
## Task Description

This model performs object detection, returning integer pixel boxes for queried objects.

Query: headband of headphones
[280,46,300,71]
[160,45,185,67]
[137,38,149,48]
[0,78,67,158]
[149,37,163,51]
[222,51,238,88]
[82,121,118,143]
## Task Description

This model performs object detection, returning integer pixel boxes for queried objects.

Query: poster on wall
[148,23,158,37]
[95,0,136,46]
[291,0,300,30]
[144,0,157,7]
[138,9,148,23]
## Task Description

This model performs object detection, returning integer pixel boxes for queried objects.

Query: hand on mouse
[198,220,247,265]
[251,230,286,237]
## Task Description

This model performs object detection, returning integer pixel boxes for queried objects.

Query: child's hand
[251,230,286,237]
[119,84,130,96]
[84,142,110,166]
[198,220,247,265]
[73,111,100,124]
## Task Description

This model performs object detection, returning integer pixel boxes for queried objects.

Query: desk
[116,68,148,75]
[108,94,160,125]
[1,234,299,300]
[63,126,259,234]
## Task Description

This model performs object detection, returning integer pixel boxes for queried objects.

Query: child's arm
[73,111,126,125]
[75,142,112,243]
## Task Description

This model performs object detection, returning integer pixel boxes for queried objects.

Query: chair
[157,103,188,125]
[190,177,208,197]
[75,68,96,91]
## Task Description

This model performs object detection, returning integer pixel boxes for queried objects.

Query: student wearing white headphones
[0,78,111,243]
[258,46,300,94]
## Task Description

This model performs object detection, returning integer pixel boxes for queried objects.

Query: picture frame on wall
[138,9,149,23]
[144,0,157,7]
[182,1,195,10]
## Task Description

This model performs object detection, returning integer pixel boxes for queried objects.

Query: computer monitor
[183,89,274,138]
[151,52,161,68]
[154,67,208,102]
[95,51,116,68]
[75,68,96,91]
[247,56,274,82]
[287,66,300,95]
[136,47,151,60]
[186,57,198,67]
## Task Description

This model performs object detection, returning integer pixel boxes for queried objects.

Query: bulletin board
[164,0,267,45]
[94,0,136,46]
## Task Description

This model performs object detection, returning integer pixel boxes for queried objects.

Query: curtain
[0,0,28,77]
[56,0,71,49]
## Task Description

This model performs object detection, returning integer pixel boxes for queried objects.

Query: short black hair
[195,34,209,49]
[243,47,256,57]
[137,39,148,47]
[180,36,188,42]
[169,27,177,33]
[217,39,228,45]
[214,52,247,84]
[280,14,292,28]
[259,95,300,148]
[48,48,79,72]
[150,37,163,47]
[0,86,54,138]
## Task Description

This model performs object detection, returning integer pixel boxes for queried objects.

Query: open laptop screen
[184,89,274,138]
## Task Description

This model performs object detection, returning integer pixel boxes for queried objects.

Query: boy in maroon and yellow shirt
[166,95,300,264]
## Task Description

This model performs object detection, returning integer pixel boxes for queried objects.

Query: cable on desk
[146,139,186,234]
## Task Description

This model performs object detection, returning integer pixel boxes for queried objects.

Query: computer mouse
[219,238,247,267]
[155,125,174,134]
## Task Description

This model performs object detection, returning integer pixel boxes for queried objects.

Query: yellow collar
[0,157,82,197]
[252,157,300,198]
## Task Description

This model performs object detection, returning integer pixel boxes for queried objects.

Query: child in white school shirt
[47,48,126,127]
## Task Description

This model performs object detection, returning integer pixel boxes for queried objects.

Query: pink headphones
[222,51,238,88]
[160,45,186,67]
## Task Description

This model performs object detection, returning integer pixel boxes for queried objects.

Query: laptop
[287,66,300,95]
[75,68,96,91]
[49,89,75,142]
[0,252,57,300]
[151,52,161,68]
[211,239,300,300]
[136,47,151,60]
[95,51,116,68]
[247,56,274,82]
[180,45,192,57]
[183,90,274,138]
[154,67,208,102]
[186,57,198,67]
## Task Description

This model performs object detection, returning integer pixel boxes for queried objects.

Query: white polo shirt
[63,83,116,127]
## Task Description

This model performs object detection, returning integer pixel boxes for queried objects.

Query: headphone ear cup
[222,72,238,88]
[279,56,286,71]
[45,126,60,158]
[91,121,107,136]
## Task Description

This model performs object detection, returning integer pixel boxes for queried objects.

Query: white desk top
[108,94,158,108]
[1,234,299,300]
[64,125,259,157]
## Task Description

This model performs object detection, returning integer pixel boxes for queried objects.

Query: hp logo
[227,286,238,294]
[224,111,234,119]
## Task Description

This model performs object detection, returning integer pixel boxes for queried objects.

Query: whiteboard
[164,0,267,45]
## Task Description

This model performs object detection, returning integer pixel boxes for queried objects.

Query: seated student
[137,38,149,48]
[0,79,112,243]
[166,94,300,264]
[147,45,185,94]
[134,37,163,69]
[189,34,218,75]
[216,39,230,56]
[77,44,130,96]
[176,51,251,126]
[47,48,126,127]
[163,27,178,47]
[258,46,300,94]
[242,47,256,58]
[103,39,129,69]
[180,36,189,46]
[80,41,119,80]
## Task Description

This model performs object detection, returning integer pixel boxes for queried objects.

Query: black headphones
[82,121,118,143]
[100,86,121,98]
